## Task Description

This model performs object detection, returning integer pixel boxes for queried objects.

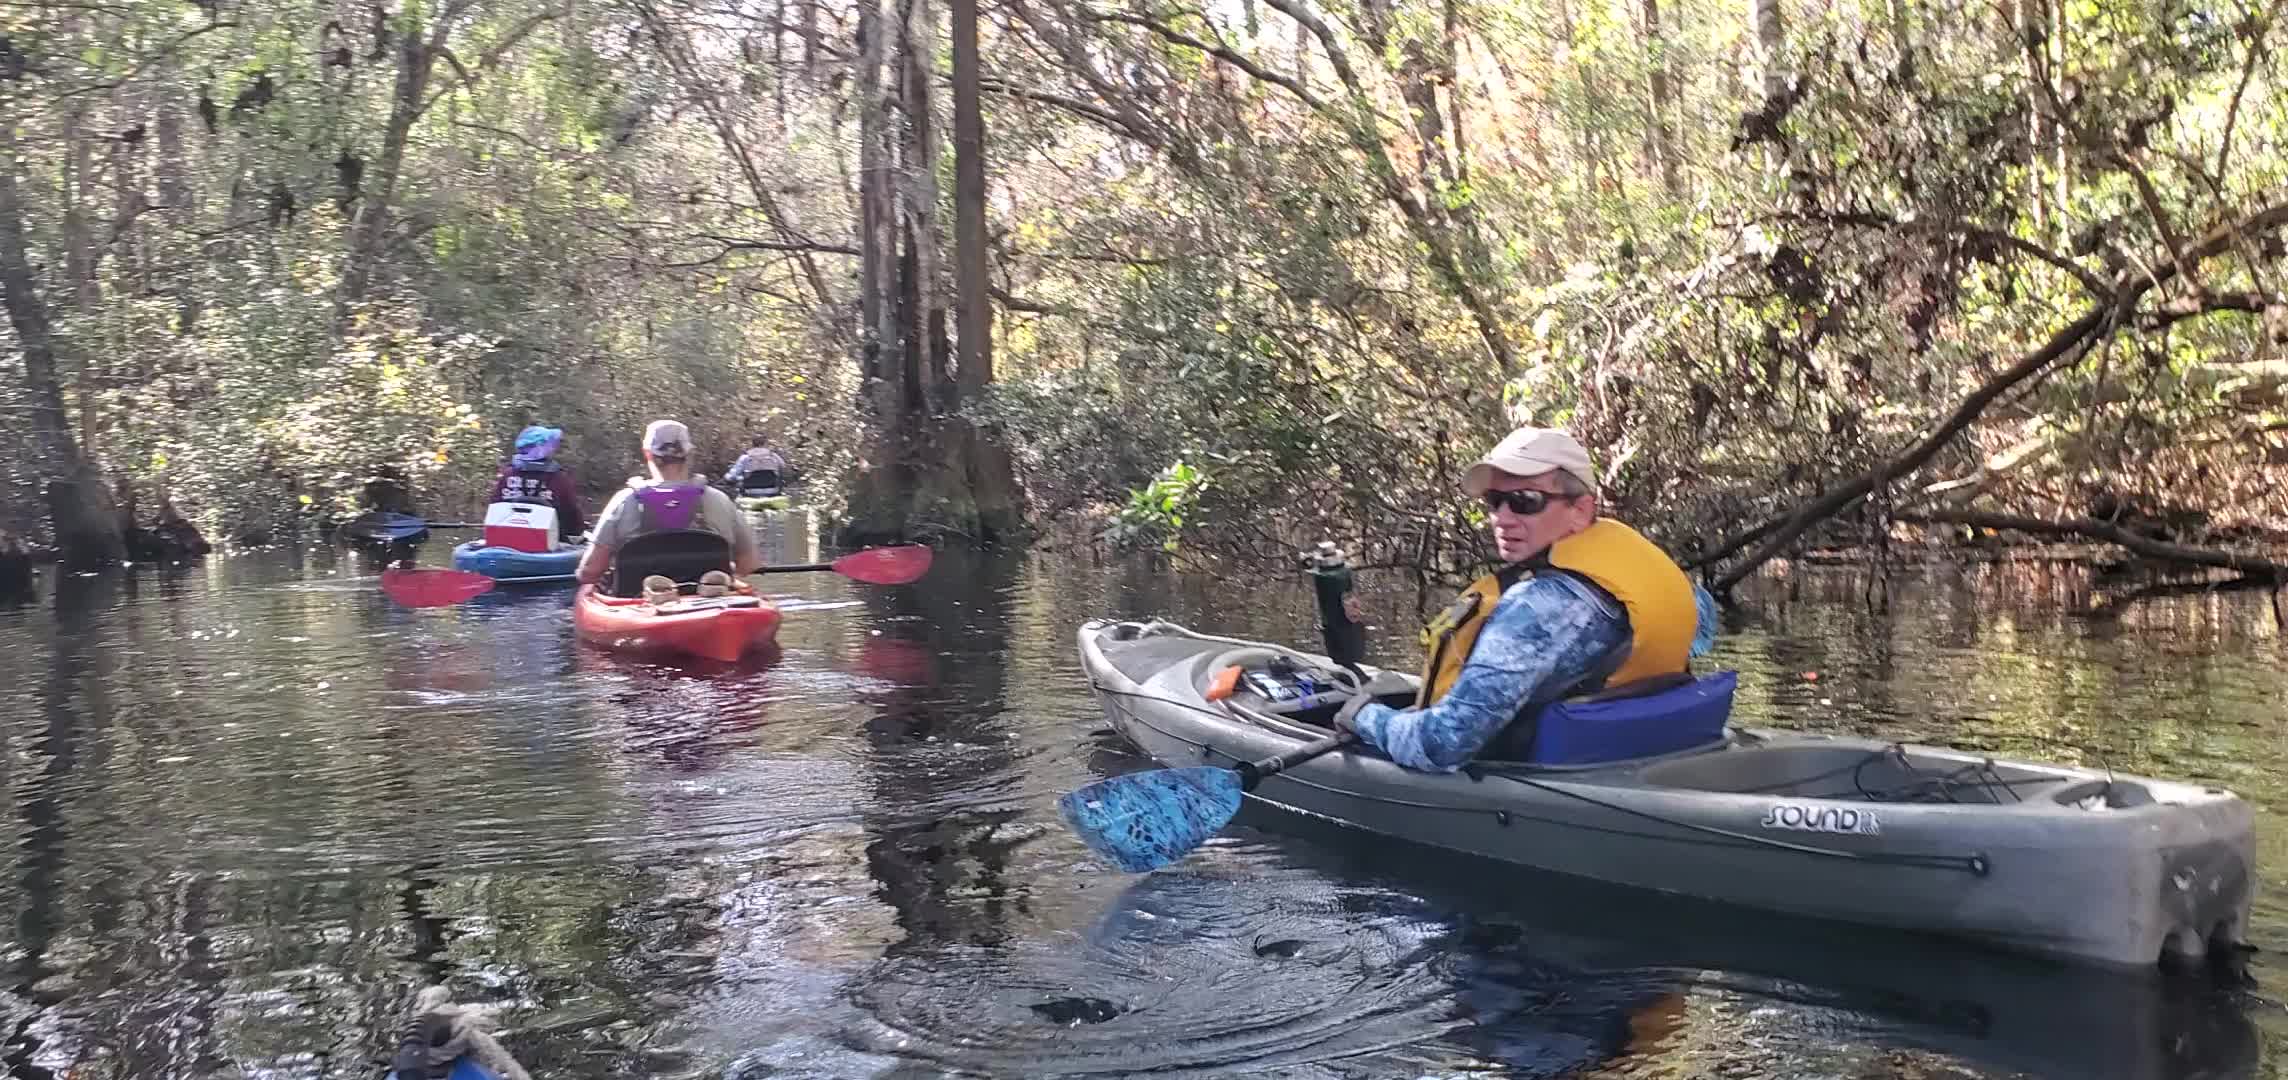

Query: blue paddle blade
[1057,766,1246,872]
[387,1058,500,1080]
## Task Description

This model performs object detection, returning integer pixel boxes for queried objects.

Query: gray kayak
[1079,618,2255,971]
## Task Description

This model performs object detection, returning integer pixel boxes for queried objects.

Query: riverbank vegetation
[0,0,2282,588]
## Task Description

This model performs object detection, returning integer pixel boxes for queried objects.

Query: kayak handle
[1233,731,1354,791]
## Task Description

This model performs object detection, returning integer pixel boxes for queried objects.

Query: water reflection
[0,554,2275,1077]
[855,549,1031,953]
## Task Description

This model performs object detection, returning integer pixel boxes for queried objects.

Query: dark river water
[0,523,2284,1078]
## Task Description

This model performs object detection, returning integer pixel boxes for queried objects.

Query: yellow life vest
[1417,519,1697,707]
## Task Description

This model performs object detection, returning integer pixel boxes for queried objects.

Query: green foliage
[0,0,2283,565]
[1103,461,1208,552]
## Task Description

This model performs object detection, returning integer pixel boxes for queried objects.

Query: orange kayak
[572,584,782,662]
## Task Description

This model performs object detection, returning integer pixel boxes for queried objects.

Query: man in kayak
[490,424,588,541]
[1334,426,1720,771]
[725,433,790,498]
[576,419,762,589]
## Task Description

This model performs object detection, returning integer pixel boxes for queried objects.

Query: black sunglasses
[1480,488,1577,516]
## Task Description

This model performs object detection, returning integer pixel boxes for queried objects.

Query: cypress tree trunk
[0,124,124,567]
[945,0,1025,541]
[846,0,918,541]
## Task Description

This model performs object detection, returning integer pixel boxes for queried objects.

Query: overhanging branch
[991,285,1082,316]
[1898,508,2288,581]
[1706,199,2288,593]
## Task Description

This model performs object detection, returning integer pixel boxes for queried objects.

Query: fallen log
[1895,509,2288,581]
[2072,575,2280,622]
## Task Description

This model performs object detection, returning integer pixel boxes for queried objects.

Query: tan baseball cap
[1462,426,1598,497]
[642,419,693,460]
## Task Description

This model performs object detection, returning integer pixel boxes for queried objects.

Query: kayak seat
[1490,670,1738,766]
[738,468,784,496]
[605,529,732,597]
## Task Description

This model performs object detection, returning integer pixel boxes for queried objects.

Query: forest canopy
[0,0,2282,584]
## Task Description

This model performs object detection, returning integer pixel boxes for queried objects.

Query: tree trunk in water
[0,126,125,567]
[857,0,896,384]
[952,0,992,398]
[899,0,950,406]
[846,0,916,541]
[946,0,1024,540]
[845,0,1026,543]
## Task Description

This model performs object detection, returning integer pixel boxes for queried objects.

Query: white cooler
[482,502,560,553]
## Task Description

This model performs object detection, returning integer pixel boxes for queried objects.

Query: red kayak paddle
[381,568,497,608]
[754,544,933,585]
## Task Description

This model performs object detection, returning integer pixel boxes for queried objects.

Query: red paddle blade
[831,545,932,585]
[381,568,496,607]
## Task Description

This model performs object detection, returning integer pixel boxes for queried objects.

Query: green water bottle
[1305,541,1366,677]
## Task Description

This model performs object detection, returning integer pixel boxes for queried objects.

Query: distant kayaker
[1333,426,1720,771]
[490,425,589,540]
[726,434,789,498]
[575,419,762,587]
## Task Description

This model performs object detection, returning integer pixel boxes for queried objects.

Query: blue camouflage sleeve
[1349,573,1630,772]
[1691,580,1720,657]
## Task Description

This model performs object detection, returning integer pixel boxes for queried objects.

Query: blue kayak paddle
[1057,731,1354,872]
[386,1057,500,1080]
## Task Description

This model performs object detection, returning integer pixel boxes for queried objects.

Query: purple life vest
[633,483,706,531]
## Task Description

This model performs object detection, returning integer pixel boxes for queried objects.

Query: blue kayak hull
[451,540,584,581]
[387,1059,498,1080]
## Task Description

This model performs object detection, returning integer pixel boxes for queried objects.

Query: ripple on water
[832,868,1670,1077]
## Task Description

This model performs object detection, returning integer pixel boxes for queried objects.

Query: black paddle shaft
[1233,733,1354,790]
